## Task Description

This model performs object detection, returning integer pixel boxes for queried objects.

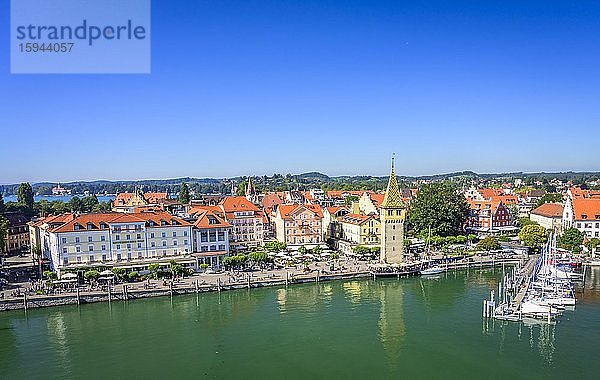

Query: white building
[35,211,193,275]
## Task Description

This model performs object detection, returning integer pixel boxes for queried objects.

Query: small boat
[420,266,445,275]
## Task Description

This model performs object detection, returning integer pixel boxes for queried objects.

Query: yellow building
[338,213,381,245]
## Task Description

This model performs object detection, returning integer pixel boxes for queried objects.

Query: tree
[559,228,585,253]
[518,217,537,228]
[178,182,190,204]
[43,270,58,281]
[311,245,323,255]
[169,260,185,278]
[17,182,34,213]
[408,181,470,237]
[467,234,477,245]
[248,251,269,266]
[535,193,563,208]
[265,241,286,252]
[352,245,371,256]
[84,270,100,283]
[518,224,549,251]
[148,263,161,279]
[585,238,600,255]
[298,245,307,255]
[67,196,84,212]
[476,236,501,251]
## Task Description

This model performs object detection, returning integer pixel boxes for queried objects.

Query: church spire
[381,155,404,208]
[245,176,255,196]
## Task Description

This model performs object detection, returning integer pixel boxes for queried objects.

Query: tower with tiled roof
[380,156,406,264]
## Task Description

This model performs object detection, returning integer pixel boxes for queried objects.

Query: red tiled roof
[193,210,231,229]
[572,198,600,221]
[50,211,191,233]
[220,196,260,213]
[277,204,323,219]
[339,213,375,225]
[531,203,564,218]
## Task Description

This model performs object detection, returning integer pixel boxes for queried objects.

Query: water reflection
[47,312,73,376]
[377,281,405,368]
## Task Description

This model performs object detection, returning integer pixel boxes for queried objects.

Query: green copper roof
[381,157,404,208]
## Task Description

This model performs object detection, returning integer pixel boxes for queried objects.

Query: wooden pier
[508,256,538,313]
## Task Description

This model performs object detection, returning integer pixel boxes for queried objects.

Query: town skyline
[3,168,600,187]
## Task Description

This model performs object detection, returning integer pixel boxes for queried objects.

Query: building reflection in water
[377,281,405,369]
[46,312,73,376]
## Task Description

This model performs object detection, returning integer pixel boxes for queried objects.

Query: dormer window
[87,223,94,230]
[171,220,177,225]
[74,224,81,230]
[582,214,588,219]
[161,220,167,226]
[596,214,600,220]
[100,222,107,229]
[149,221,155,227]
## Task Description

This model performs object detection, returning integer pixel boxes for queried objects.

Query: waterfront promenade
[0,254,524,312]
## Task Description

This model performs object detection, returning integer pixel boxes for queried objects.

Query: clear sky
[2,0,600,183]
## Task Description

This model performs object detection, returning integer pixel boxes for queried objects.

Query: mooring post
[76,287,80,305]
[217,278,221,292]
[23,293,28,311]
[108,286,112,303]
[195,279,199,294]
[285,271,289,286]
[247,274,251,289]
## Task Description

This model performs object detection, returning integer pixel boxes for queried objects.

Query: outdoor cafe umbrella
[61,273,77,280]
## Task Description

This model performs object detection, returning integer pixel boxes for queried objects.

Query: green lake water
[1,268,599,379]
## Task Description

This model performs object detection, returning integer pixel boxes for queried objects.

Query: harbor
[485,234,582,323]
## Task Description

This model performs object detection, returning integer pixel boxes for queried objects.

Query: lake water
[2,195,115,203]
[1,268,599,379]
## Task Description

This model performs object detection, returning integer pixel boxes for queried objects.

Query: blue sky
[2,0,600,183]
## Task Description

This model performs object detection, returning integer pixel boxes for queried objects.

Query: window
[218,231,225,241]
[88,236,93,243]
[63,257,68,265]
[209,231,217,242]
[183,230,188,237]
[218,244,225,250]
[89,255,95,262]
[150,232,155,238]
[75,237,80,243]
[115,235,120,241]
[162,240,167,247]
[88,245,94,252]
[201,231,208,242]
[76,246,81,253]
[126,234,131,240]
[137,243,142,249]
[173,231,177,237]
[210,245,216,251]
[184,239,188,246]
[101,244,106,251]
[61,237,67,244]
[137,234,141,239]
[162,232,166,238]
[77,256,82,263]
[101,235,106,241]
[102,254,107,261]
[151,241,156,248]
[173,240,178,246]
[62,247,68,254]
[127,243,132,249]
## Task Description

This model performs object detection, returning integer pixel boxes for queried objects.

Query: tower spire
[381,154,403,208]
